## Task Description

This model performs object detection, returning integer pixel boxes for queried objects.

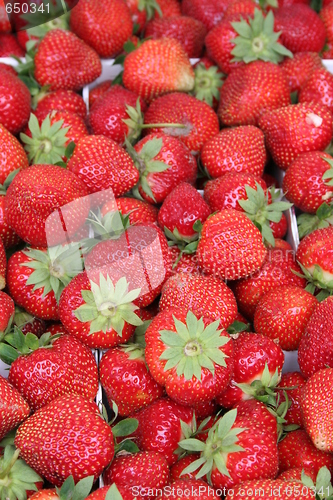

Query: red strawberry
[156,478,220,499]
[169,246,201,275]
[280,51,323,93]
[143,92,219,154]
[253,285,318,350]
[258,103,333,170]
[196,209,267,281]
[34,29,102,91]
[101,197,158,225]
[218,61,291,127]
[0,376,30,440]
[14,393,114,486]
[278,466,317,482]
[123,38,195,103]
[224,0,257,19]
[130,397,194,465]
[299,67,333,114]
[0,291,14,332]
[0,126,26,185]
[274,5,326,53]
[225,477,315,500]
[216,332,284,408]
[4,164,89,247]
[35,90,87,119]
[298,296,333,378]
[144,16,207,58]
[200,125,267,179]
[276,371,307,427]
[320,4,333,46]
[0,237,5,290]
[159,273,238,330]
[0,177,22,250]
[0,68,31,134]
[89,80,112,108]
[0,33,25,57]
[125,0,181,34]
[70,0,133,58]
[67,135,139,197]
[13,307,46,338]
[278,429,333,475]
[181,0,232,30]
[0,1,11,32]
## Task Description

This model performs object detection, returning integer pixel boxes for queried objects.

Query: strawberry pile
[0,0,333,498]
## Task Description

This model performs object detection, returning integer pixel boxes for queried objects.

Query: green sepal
[226,320,250,335]
[138,0,162,19]
[53,475,94,500]
[235,364,281,401]
[0,169,21,196]
[292,262,333,301]
[105,484,124,500]
[112,418,138,438]
[0,327,56,365]
[298,202,333,239]
[192,63,224,107]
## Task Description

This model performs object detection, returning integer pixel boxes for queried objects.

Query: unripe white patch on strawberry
[306,113,323,127]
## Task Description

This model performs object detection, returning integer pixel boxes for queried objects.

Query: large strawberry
[70,0,133,58]
[280,51,323,94]
[15,393,114,486]
[34,89,87,119]
[0,68,31,134]
[0,376,30,440]
[34,29,102,91]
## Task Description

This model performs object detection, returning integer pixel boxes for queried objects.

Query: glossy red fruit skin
[89,80,112,108]
[278,466,316,482]
[181,0,232,31]
[159,272,238,330]
[320,4,333,45]
[0,291,14,331]
[0,33,25,57]
[0,237,5,290]
[216,332,284,408]
[99,347,163,417]
[218,61,291,127]
[0,69,31,134]
[299,68,333,114]
[101,197,158,225]
[277,372,307,427]
[200,125,267,179]
[170,454,202,482]
[0,376,30,441]
[130,397,194,466]
[0,124,29,185]
[169,246,201,275]
[70,0,133,58]
[159,478,220,500]
[35,90,87,119]
[280,51,323,93]
[125,0,181,34]
[278,429,333,475]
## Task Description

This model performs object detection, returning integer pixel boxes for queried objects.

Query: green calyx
[74,275,143,335]
[113,418,140,455]
[159,310,230,381]
[297,202,333,239]
[105,484,125,500]
[178,409,246,481]
[302,466,333,500]
[119,319,151,360]
[0,327,58,365]
[293,262,333,302]
[226,320,250,335]
[53,474,95,500]
[20,113,70,165]
[235,364,281,405]
[238,182,293,247]
[164,220,203,263]
[21,244,85,303]
[0,445,43,500]
[192,63,224,107]
[82,209,132,254]
[231,9,293,64]
[138,0,162,19]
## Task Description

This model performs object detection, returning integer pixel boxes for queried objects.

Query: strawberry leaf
[112,418,138,437]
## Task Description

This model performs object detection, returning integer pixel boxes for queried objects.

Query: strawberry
[0,126,27,185]
[159,273,238,330]
[34,29,102,91]
[278,429,333,475]
[181,0,232,30]
[233,246,307,320]
[224,0,257,19]
[123,38,195,103]
[0,33,25,57]
[89,80,112,108]
[144,16,207,58]
[101,197,158,225]
[70,0,133,58]
[258,103,333,170]
[253,285,318,350]
[34,90,87,119]
[0,1,11,32]
[13,307,46,338]
[125,0,181,34]
[4,164,89,248]
[27,475,96,500]
[298,296,333,378]
[274,5,326,53]
[0,237,5,290]
[0,68,31,134]
[88,85,147,144]
[224,477,317,500]
[0,174,22,249]
[145,308,234,406]
[14,393,114,486]
[320,4,333,47]
[218,61,291,127]
[196,209,267,281]
[0,291,14,333]
[278,467,317,482]
[299,67,333,114]
[143,92,220,154]
[282,152,333,214]
[0,376,30,440]
[216,332,284,408]
[280,51,323,93]
[200,125,267,179]
[277,371,307,427]
[178,400,279,489]
[103,451,170,497]
[170,455,202,482]
[130,397,194,465]
[155,478,221,499]
[67,135,139,197]
[169,247,201,275]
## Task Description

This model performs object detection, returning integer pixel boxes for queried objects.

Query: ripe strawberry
[4,164,89,248]
[88,85,147,144]
[178,400,279,489]
[274,5,326,53]
[67,135,139,197]
[181,0,232,30]
[298,296,333,378]
[277,371,307,427]
[35,90,87,119]
[196,209,267,281]
[15,393,114,486]
[157,478,221,500]
[145,16,207,58]
[0,291,14,333]
[89,80,112,108]
[200,125,267,179]
[233,246,307,320]
[158,182,211,241]
[27,475,96,500]
[280,51,323,93]
[70,0,133,58]
[282,152,333,214]
[253,285,318,350]
[0,237,5,290]
[34,29,102,91]
[130,397,194,465]
[0,178,21,249]
[218,61,291,127]
[278,429,333,475]
[320,4,333,46]
[170,455,202,482]
[224,0,257,19]
[159,273,237,330]
[216,332,284,408]
[13,307,46,338]
[0,127,25,186]
[169,246,201,275]
[101,197,158,225]
[0,33,25,57]
[278,467,317,482]
[125,0,181,34]
[0,1,11,32]
[258,103,333,170]
[225,477,315,500]
[143,92,220,154]
[299,68,333,114]
[0,68,31,134]
[0,376,30,440]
